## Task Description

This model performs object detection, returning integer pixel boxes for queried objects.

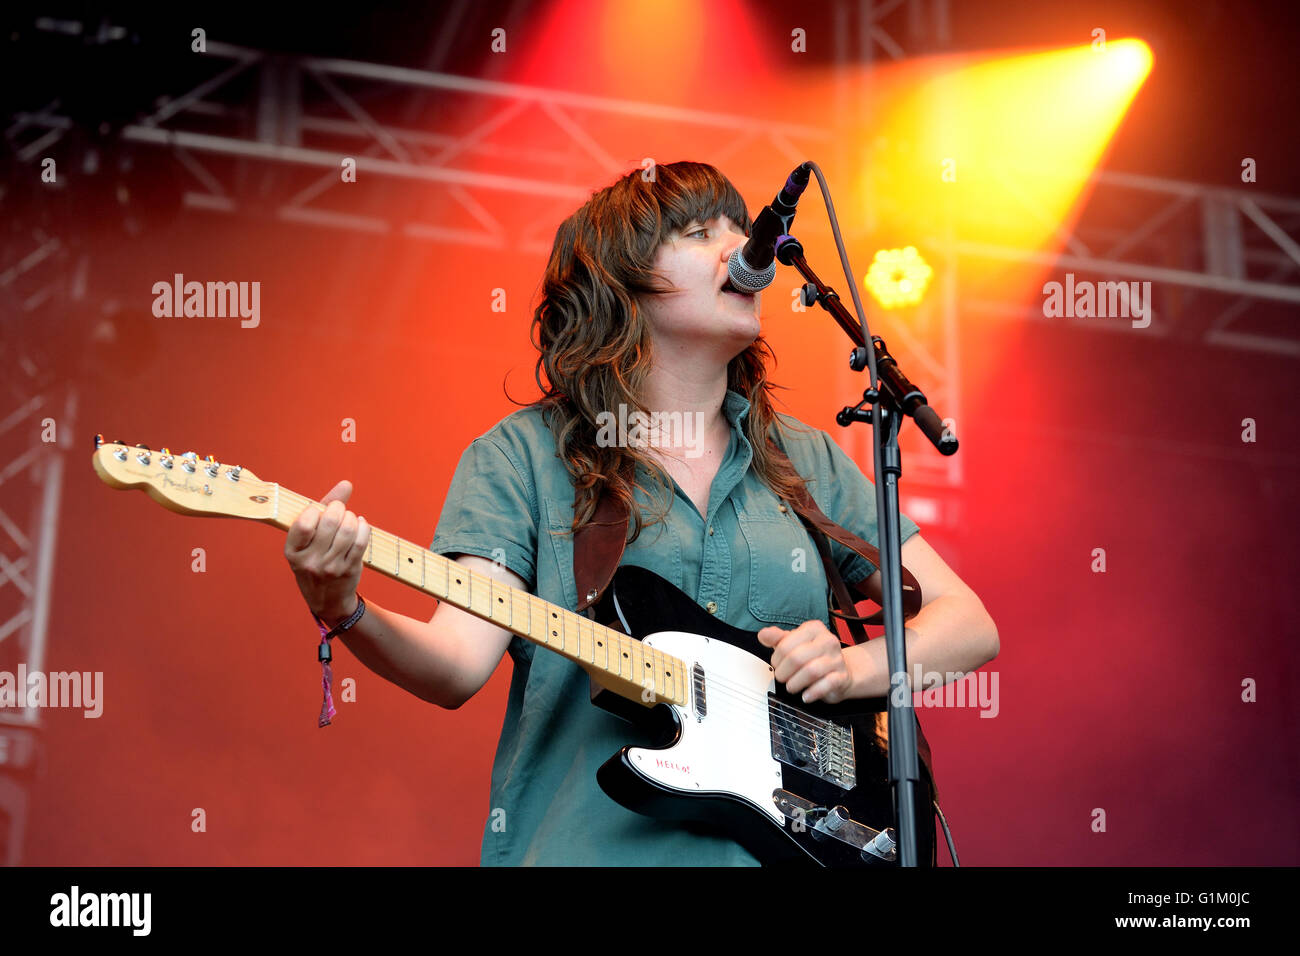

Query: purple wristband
[313,595,365,727]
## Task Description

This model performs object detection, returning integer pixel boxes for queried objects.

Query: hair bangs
[653,163,754,243]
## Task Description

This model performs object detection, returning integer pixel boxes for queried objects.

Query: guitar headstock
[91,434,276,522]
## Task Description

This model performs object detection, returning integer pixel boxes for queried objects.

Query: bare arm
[282,479,522,710]
[759,533,999,703]
[333,554,523,709]
[844,534,999,697]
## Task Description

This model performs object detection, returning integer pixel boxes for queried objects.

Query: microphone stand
[775,234,957,867]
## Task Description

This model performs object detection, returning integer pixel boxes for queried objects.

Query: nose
[721,230,745,263]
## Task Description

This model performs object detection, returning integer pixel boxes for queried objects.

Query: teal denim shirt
[430,390,918,865]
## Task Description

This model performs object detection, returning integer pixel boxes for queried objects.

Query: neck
[638,364,731,446]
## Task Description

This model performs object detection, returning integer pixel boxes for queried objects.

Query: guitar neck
[271,484,688,708]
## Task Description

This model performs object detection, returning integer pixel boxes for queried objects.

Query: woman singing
[284,160,999,866]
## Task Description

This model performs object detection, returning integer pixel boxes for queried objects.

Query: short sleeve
[429,436,539,590]
[818,430,920,585]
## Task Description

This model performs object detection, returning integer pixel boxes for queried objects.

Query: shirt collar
[722,389,752,431]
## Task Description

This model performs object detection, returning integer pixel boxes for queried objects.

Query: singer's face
[639,214,761,357]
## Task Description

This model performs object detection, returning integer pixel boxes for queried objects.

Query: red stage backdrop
[9,0,1297,865]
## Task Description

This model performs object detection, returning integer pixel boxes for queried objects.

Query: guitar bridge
[767,693,856,789]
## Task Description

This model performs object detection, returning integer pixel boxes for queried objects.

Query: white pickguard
[629,631,785,824]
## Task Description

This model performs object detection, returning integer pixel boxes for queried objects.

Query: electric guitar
[92,436,935,867]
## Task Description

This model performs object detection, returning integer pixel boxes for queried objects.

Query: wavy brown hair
[526,160,815,542]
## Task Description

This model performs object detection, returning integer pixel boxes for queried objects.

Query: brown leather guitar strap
[769,438,923,633]
[573,459,635,615]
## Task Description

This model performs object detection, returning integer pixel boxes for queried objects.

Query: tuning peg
[180,451,197,473]
[160,448,174,469]
[94,433,103,450]
[204,455,220,477]
[228,465,242,482]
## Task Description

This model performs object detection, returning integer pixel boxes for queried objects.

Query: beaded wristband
[312,595,366,727]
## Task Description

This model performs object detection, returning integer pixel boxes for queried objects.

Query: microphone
[727,162,813,293]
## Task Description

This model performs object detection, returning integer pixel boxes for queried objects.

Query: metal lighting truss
[62,40,833,255]
[956,171,1300,358]
[6,4,1287,496]
[0,232,78,864]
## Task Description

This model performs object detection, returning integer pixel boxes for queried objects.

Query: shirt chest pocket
[735,507,830,627]
[542,497,581,612]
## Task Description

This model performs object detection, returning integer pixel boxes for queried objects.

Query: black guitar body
[587,564,936,867]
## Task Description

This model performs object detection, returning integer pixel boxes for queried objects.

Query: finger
[801,669,850,704]
[285,503,323,554]
[756,626,786,647]
[777,620,825,650]
[345,516,370,565]
[785,653,841,696]
[790,632,841,671]
[320,479,353,507]
[315,499,346,552]
[322,510,359,568]
[770,628,828,681]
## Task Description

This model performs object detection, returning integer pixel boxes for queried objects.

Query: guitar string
[675,680,859,766]
[277,484,869,746]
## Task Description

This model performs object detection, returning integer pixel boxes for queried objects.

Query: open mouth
[720,278,755,300]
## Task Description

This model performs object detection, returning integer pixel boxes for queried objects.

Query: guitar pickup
[692,662,706,719]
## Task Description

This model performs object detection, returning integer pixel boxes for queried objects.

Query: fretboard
[273,485,688,707]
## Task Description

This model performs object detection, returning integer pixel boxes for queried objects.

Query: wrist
[845,642,886,699]
[842,644,867,699]
[316,593,359,630]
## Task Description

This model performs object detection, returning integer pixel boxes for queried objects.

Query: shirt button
[778,503,788,513]
[708,525,714,536]
[705,600,718,615]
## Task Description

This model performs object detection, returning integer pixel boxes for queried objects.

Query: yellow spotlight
[865,246,933,309]
[854,38,1154,253]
